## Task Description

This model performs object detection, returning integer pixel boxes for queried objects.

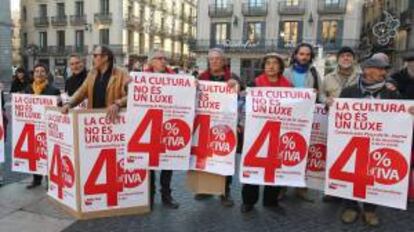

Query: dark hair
[15,67,26,74]
[262,55,285,74]
[33,63,49,74]
[97,45,115,71]
[290,43,316,66]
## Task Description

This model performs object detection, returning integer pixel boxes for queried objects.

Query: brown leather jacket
[68,66,129,109]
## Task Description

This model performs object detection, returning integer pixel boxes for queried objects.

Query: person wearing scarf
[25,63,60,189]
[241,53,292,213]
[194,48,242,207]
[338,56,400,226]
[65,54,88,97]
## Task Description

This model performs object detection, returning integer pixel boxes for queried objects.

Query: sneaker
[341,209,359,224]
[363,212,379,227]
[220,194,234,207]
[241,204,254,213]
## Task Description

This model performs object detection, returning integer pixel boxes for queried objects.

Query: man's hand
[227,79,240,93]
[61,104,70,114]
[106,103,121,121]
[386,82,397,91]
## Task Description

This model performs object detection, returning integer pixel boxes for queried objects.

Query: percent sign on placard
[164,122,179,136]
[372,151,392,167]
[282,135,296,150]
[212,127,226,141]
[279,132,307,166]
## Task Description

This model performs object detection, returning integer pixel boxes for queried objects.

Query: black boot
[194,194,213,201]
[162,194,179,209]
[220,192,234,207]
[26,175,42,189]
[241,204,254,213]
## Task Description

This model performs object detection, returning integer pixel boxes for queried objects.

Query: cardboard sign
[186,171,226,195]
[47,108,150,219]
[12,94,58,175]
[240,88,316,187]
[0,92,5,163]
[126,72,196,170]
[46,110,77,211]
[190,81,238,176]
[325,99,414,209]
[306,104,328,191]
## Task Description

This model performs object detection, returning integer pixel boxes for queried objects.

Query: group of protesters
[1,43,413,227]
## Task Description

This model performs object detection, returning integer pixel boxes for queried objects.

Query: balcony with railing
[278,0,306,15]
[190,39,359,53]
[318,0,348,14]
[34,16,49,27]
[242,2,268,17]
[51,15,68,27]
[49,46,73,56]
[72,45,89,54]
[124,15,140,30]
[208,4,233,18]
[94,13,112,24]
[70,15,87,26]
[37,46,50,56]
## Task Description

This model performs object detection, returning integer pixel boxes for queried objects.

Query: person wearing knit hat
[240,52,292,213]
[323,46,359,105]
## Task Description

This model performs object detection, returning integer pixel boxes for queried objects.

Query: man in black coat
[65,54,87,96]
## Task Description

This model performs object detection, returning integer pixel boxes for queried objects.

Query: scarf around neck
[293,62,310,74]
[32,79,49,95]
[359,76,385,96]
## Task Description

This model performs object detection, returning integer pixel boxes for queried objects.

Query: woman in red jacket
[241,53,292,213]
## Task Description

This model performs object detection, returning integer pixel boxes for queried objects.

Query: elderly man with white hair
[195,48,243,207]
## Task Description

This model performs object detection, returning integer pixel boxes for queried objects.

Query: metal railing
[208,4,233,18]
[242,2,268,17]
[190,39,360,53]
[51,15,68,27]
[94,13,112,24]
[318,0,348,14]
[278,0,306,15]
[124,15,140,29]
[34,17,49,27]
[70,15,87,26]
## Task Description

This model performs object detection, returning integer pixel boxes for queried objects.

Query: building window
[325,0,340,5]
[213,23,229,44]
[57,31,65,48]
[246,22,263,44]
[22,7,27,21]
[22,33,28,47]
[99,29,110,45]
[248,0,264,7]
[75,1,84,16]
[215,0,229,8]
[286,0,299,6]
[39,32,47,49]
[100,0,110,14]
[282,21,299,47]
[75,30,84,48]
[322,20,338,44]
[57,3,65,16]
[39,4,47,16]
[241,59,261,84]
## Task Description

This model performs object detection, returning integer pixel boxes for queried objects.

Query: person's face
[406,60,414,70]
[152,57,167,72]
[338,52,354,69]
[295,47,312,65]
[16,72,25,81]
[363,67,387,83]
[208,53,225,72]
[92,47,108,69]
[69,57,84,75]
[264,57,281,77]
[33,66,47,82]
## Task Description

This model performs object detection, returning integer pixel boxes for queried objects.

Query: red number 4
[50,144,64,199]
[14,124,38,171]
[243,121,282,183]
[84,149,123,206]
[191,115,213,169]
[329,137,374,199]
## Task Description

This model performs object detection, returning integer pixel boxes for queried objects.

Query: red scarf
[254,73,292,87]
[198,68,232,81]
